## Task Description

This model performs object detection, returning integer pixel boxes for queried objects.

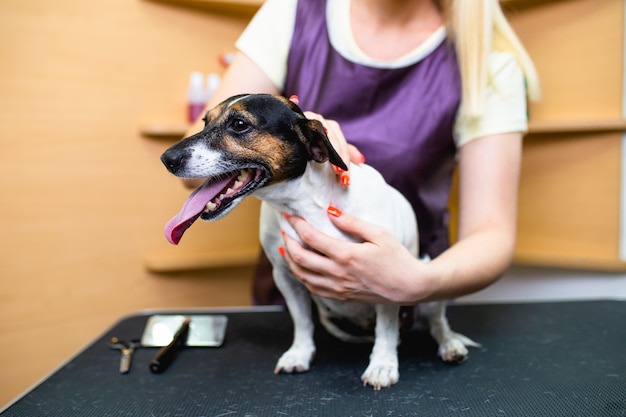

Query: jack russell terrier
[161,94,478,390]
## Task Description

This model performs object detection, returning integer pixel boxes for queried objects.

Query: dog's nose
[161,148,190,173]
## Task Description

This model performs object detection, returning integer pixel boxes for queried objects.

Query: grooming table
[2,301,625,416]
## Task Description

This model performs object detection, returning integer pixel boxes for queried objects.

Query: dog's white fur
[167,95,478,389]
[257,160,478,389]
[184,146,476,390]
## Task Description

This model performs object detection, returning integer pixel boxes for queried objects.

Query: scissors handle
[110,337,140,374]
[149,317,191,373]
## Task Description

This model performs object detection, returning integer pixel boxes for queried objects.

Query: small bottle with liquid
[187,71,206,123]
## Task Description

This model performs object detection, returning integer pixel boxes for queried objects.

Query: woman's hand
[281,207,431,305]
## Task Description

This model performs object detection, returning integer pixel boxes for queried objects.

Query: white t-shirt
[236,0,528,147]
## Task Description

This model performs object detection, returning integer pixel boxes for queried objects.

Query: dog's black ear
[295,118,349,171]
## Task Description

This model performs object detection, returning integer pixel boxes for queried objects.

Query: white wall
[458,266,626,303]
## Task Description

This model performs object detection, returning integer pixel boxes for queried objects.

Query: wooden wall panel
[508,0,624,122]
[505,0,626,269]
[0,0,253,405]
[516,132,624,269]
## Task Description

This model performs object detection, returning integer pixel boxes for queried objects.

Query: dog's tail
[318,313,375,344]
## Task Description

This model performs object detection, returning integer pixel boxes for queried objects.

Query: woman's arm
[421,131,522,300]
[281,131,522,304]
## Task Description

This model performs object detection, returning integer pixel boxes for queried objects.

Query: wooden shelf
[501,0,571,9]
[144,0,568,13]
[527,119,626,134]
[144,0,262,15]
[140,119,626,141]
[140,122,189,139]
[514,252,626,272]
[144,245,260,272]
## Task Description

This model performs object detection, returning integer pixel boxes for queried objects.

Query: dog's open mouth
[164,168,265,245]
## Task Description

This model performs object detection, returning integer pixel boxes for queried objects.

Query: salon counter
[2,301,624,416]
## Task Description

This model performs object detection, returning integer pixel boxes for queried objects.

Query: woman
[188,0,540,305]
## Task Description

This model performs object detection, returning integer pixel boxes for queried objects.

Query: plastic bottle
[187,71,206,123]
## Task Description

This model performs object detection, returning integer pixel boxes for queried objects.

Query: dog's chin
[197,167,269,221]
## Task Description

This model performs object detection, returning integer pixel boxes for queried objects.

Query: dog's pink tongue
[164,178,232,245]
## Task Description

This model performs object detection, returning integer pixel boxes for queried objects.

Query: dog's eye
[229,119,250,134]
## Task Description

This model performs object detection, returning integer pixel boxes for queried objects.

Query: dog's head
[161,94,347,245]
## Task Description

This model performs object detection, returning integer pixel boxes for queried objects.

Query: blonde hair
[438,0,541,120]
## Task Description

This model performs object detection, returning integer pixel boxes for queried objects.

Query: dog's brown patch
[220,131,300,184]
[204,96,309,185]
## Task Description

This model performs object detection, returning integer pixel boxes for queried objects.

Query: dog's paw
[438,332,479,364]
[361,360,399,390]
[274,346,315,374]
[438,338,469,363]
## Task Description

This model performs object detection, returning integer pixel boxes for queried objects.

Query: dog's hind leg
[361,304,400,390]
[418,302,480,363]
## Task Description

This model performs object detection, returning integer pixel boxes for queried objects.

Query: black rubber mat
[2,301,625,416]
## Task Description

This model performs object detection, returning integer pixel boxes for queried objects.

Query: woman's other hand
[281,208,431,305]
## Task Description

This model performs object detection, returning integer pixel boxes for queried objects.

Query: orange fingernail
[283,212,290,220]
[333,165,345,174]
[340,173,350,187]
[327,206,342,217]
[278,246,286,257]
[358,153,366,164]
[288,95,300,106]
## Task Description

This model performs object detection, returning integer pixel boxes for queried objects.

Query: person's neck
[350,0,443,61]
[354,0,442,29]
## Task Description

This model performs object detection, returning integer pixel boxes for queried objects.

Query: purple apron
[254,0,461,304]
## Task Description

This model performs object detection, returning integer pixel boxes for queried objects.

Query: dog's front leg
[272,264,317,374]
[361,304,400,390]
[259,203,316,374]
